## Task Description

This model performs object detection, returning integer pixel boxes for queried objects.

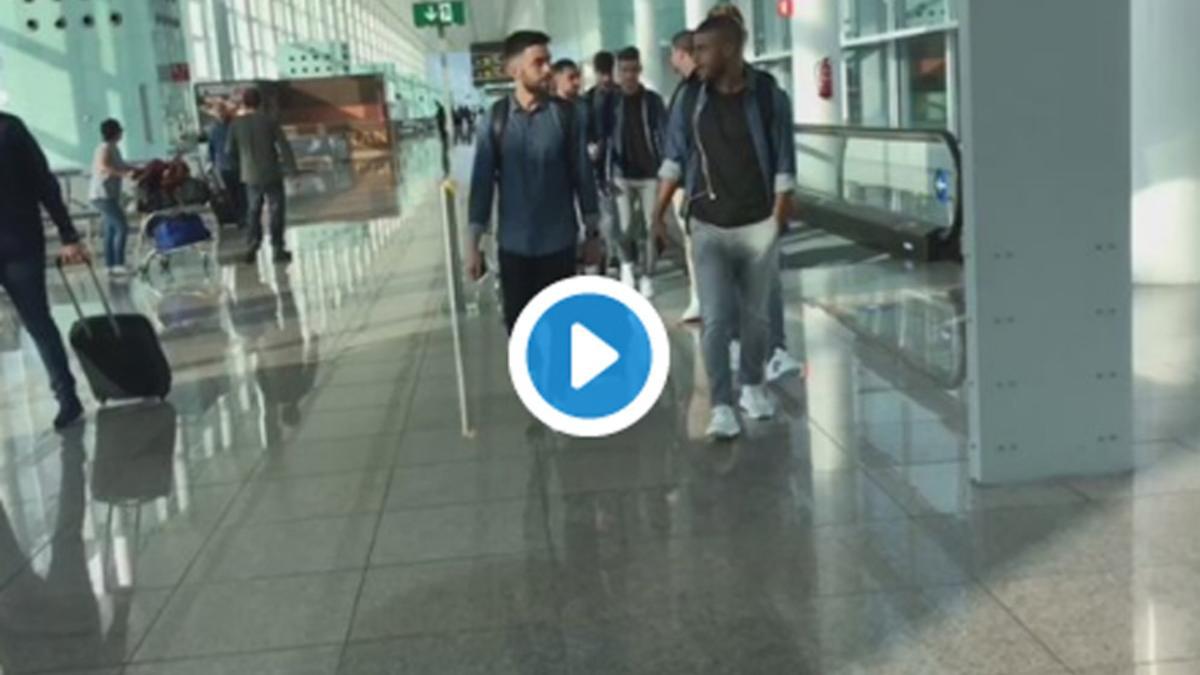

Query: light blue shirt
[468,96,599,257]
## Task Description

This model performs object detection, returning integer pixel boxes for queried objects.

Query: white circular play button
[508,276,670,438]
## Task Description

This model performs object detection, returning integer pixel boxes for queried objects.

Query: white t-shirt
[88,142,125,201]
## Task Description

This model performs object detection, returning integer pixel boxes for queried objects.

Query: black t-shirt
[621,91,658,179]
[690,89,772,228]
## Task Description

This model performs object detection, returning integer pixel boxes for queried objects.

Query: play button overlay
[509,276,670,438]
[571,323,619,390]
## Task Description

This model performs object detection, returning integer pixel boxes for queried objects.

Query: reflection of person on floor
[0,427,131,671]
[235,266,319,446]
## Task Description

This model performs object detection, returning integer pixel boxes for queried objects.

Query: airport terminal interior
[2,0,1200,673]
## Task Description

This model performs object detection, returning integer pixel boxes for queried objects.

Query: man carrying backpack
[706,2,805,384]
[651,15,796,440]
[467,31,600,334]
[608,47,668,298]
[583,52,620,273]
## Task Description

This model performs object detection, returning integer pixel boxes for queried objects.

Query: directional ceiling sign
[413,1,466,28]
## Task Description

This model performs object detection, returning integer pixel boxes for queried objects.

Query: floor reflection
[2,138,1200,673]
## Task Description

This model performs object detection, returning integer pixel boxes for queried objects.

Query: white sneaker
[109,265,129,276]
[729,340,741,371]
[706,405,741,439]
[639,276,655,298]
[680,297,701,323]
[739,384,776,420]
[620,263,636,288]
[766,348,804,383]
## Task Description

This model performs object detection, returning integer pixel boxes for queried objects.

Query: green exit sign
[413,1,466,28]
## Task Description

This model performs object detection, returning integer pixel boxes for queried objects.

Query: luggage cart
[135,206,219,286]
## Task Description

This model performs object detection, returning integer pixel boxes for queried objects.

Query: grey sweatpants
[692,216,780,407]
[612,177,659,271]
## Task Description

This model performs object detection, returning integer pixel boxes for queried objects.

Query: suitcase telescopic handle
[55,258,121,337]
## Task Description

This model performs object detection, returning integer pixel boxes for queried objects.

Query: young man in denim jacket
[652,16,796,439]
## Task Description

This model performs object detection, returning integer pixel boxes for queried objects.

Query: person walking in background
[435,102,449,147]
[467,30,599,333]
[88,119,137,277]
[227,88,298,265]
[609,46,668,298]
[583,51,620,273]
[652,16,796,439]
[554,58,606,275]
[0,112,88,430]
[667,30,703,323]
[208,103,246,228]
[552,59,583,101]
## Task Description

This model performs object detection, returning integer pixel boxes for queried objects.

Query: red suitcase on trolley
[57,261,172,404]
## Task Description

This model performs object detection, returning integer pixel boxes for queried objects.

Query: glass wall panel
[898,0,954,29]
[845,45,890,126]
[753,0,792,56]
[899,32,948,128]
[842,0,889,39]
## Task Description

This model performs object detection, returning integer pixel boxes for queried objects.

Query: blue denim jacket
[607,87,668,181]
[658,68,796,211]
[469,96,599,257]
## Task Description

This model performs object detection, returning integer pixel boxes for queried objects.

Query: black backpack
[489,97,578,184]
[677,69,778,175]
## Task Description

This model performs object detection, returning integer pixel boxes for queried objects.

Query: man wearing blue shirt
[467,31,600,333]
[0,112,88,430]
[208,103,245,228]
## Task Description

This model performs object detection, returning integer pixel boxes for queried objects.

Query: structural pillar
[1131,0,1200,284]
[211,0,236,81]
[790,0,841,125]
[960,0,1132,484]
[790,0,842,196]
[634,0,662,90]
[684,0,712,27]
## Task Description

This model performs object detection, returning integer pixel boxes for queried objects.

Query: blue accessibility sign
[934,168,953,205]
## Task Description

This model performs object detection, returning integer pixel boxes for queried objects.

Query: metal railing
[440,179,474,438]
[793,123,963,262]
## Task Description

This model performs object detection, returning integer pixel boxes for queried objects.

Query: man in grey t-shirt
[227,88,298,264]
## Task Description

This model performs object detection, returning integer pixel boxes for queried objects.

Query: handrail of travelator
[792,123,964,262]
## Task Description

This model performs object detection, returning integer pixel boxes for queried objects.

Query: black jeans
[246,180,287,252]
[220,169,247,227]
[0,253,76,402]
[499,247,576,334]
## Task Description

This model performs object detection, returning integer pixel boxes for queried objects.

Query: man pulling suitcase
[0,112,89,430]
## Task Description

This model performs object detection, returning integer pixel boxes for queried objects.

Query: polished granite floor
[3,138,1200,674]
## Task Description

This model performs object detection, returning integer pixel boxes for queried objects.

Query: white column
[960,0,1132,484]
[634,0,662,90]
[791,0,841,198]
[685,0,712,27]
[211,0,236,81]
[790,0,841,125]
[1132,0,1200,284]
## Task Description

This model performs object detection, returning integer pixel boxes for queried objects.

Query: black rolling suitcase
[57,260,172,404]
